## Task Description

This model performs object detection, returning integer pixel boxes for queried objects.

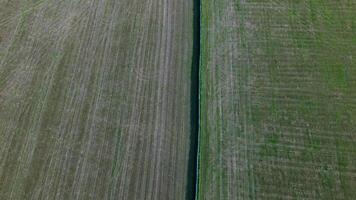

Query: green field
[0,0,195,199]
[199,0,356,199]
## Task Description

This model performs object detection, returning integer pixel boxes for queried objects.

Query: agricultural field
[1,0,356,199]
[199,0,356,199]
[0,0,195,199]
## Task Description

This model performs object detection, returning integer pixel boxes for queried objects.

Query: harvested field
[0,0,195,199]
[199,0,356,199]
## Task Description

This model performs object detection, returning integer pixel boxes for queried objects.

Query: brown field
[0,0,195,199]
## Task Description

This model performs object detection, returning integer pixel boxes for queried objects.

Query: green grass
[199,0,356,199]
